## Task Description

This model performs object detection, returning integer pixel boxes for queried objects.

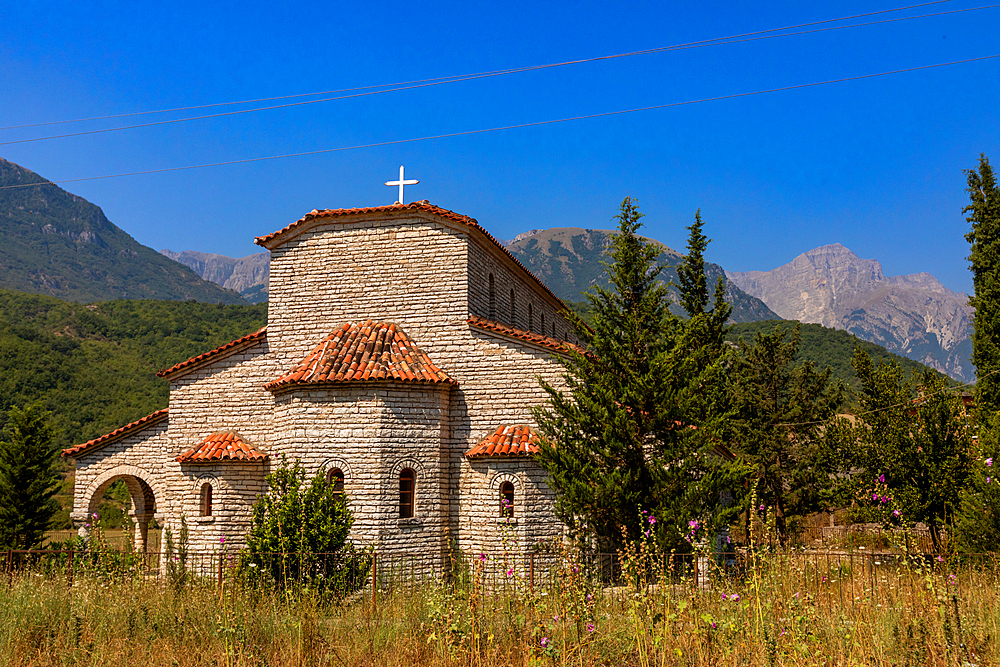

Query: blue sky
[2,1,998,293]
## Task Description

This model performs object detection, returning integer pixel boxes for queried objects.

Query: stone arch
[489,471,522,492]
[80,464,165,552]
[320,457,353,481]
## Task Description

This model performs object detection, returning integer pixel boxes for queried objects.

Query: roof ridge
[254,201,568,313]
[62,408,169,458]
[158,326,266,379]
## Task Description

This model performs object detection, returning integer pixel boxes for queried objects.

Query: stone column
[130,512,153,553]
[70,512,91,544]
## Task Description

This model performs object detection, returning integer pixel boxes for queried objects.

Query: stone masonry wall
[269,383,451,565]
[467,237,577,344]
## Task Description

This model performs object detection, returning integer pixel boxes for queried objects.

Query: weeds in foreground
[1,549,1000,666]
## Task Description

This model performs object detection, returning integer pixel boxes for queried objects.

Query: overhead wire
[2,0,995,146]
[1,52,997,192]
[3,0,959,131]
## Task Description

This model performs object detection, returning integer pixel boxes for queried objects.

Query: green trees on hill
[729,325,846,544]
[535,199,745,551]
[0,291,266,447]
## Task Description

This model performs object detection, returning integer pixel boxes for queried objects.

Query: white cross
[385,165,419,204]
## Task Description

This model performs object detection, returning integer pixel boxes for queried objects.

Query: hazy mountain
[160,249,269,303]
[0,158,245,304]
[505,227,780,323]
[727,243,973,382]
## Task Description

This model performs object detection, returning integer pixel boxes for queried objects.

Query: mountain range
[727,244,973,382]
[0,157,973,382]
[0,158,244,304]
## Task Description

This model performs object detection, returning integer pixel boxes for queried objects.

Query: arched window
[528,303,533,332]
[509,289,516,326]
[399,468,416,518]
[327,467,345,497]
[200,483,213,517]
[552,322,556,338]
[499,481,515,518]
[540,312,545,335]
[488,273,496,319]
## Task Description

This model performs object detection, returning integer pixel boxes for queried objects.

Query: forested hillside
[0,290,266,448]
[727,320,948,390]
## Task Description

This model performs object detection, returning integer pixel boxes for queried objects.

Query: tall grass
[2,549,999,666]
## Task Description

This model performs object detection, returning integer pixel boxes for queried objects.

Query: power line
[2,53,996,193]
[1,0,990,145]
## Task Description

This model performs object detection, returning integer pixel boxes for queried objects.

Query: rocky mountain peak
[727,245,973,381]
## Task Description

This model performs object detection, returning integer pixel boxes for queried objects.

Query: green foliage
[0,405,60,550]
[851,348,975,552]
[730,324,848,543]
[727,319,944,393]
[535,198,746,552]
[677,209,711,317]
[240,458,368,593]
[0,289,266,447]
[965,153,1000,414]
[163,516,191,590]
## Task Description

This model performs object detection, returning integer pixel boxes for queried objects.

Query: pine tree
[730,324,846,545]
[0,404,60,550]
[965,154,1000,414]
[534,198,745,551]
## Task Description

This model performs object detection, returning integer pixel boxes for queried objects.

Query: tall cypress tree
[965,154,1000,414]
[0,404,60,550]
[535,198,744,551]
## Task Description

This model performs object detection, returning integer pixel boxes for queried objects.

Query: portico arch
[77,464,165,552]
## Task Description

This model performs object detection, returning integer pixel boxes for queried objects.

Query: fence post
[529,552,535,596]
[67,550,74,588]
[371,552,378,608]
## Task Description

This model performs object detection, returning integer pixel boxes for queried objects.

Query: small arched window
[509,289,516,326]
[488,273,496,319]
[500,481,515,518]
[399,468,416,518]
[540,312,545,335]
[327,467,345,497]
[552,322,556,338]
[528,303,534,332]
[200,483,213,517]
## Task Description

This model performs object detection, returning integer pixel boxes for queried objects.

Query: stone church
[62,201,580,565]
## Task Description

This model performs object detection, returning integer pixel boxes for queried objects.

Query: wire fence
[4,547,999,608]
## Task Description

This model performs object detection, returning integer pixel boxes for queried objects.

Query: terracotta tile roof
[175,432,267,463]
[254,201,567,312]
[62,409,169,458]
[157,327,266,379]
[266,320,455,390]
[466,425,542,458]
[467,315,585,355]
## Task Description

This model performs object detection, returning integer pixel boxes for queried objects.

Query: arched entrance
[77,465,164,552]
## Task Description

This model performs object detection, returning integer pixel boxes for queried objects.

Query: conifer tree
[965,154,1000,414]
[0,404,60,550]
[535,198,745,551]
[730,324,846,545]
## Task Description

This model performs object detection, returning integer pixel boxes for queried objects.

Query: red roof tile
[467,315,585,355]
[254,201,567,313]
[157,327,266,379]
[466,425,542,458]
[62,409,169,458]
[266,320,455,390]
[175,432,267,463]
